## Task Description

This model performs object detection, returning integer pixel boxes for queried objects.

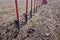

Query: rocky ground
[0,0,60,40]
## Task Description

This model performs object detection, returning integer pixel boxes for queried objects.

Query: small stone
[45,33,50,37]
[28,28,35,34]
[6,29,10,33]
[55,25,59,28]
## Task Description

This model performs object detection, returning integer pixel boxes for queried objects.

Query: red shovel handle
[31,0,32,9]
[26,0,28,14]
[34,0,36,8]
[15,0,19,20]
[43,0,47,4]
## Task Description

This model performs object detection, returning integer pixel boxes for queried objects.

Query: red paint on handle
[36,0,37,7]
[34,0,36,8]
[26,0,28,14]
[15,0,19,20]
[37,0,38,7]
[43,0,47,4]
[31,0,32,10]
